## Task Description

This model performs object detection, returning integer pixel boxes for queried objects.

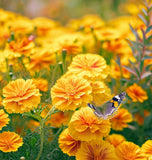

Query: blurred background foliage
[0,0,143,23]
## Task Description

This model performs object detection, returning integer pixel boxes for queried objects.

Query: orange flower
[141,140,152,158]
[3,79,41,113]
[134,110,150,125]
[90,81,112,106]
[8,17,34,34]
[46,112,70,128]
[41,104,70,128]
[116,141,146,160]
[110,63,130,79]
[68,107,111,142]
[33,17,58,36]
[53,33,84,55]
[29,47,56,71]
[4,37,35,59]
[51,76,92,111]
[33,78,48,92]
[68,14,105,32]
[0,109,10,130]
[105,134,126,148]
[58,128,81,156]
[68,54,109,80]
[126,83,148,103]
[110,108,133,131]
[76,141,117,160]
[0,131,23,152]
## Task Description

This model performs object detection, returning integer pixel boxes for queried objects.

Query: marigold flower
[8,17,34,34]
[68,54,109,80]
[58,128,81,156]
[105,134,126,148]
[53,33,84,55]
[32,78,48,92]
[0,109,10,130]
[76,141,117,160]
[116,141,146,160]
[141,140,152,158]
[0,131,23,152]
[68,14,105,32]
[3,37,35,59]
[110,108,133,131]
[51,76,92,111]
[3,79,41,113]
[68,107,111,142]
[110,64,130,79]
[126,83,148,103]
[33,17,58,36]
[95,27,121,41]
[90,81,112,106]
[41,104,70,128]
[29,47,56,71]
[134,110,150,125]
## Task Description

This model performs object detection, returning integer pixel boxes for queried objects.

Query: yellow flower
[41,104,70,128]
[53,33,84,55]
[95,27,122,41]
[116,141,146,160]
[4,37,35,59]
[68,14,105,32]
[110,63,131,79]
[68,107,111,142]
[29,47,56,71]
[105,134,126,148]
[7,17,34,35]
[51,76,92,111]
[141,140,152,158]
[32,78,48,92]
[68,54,109,80]
[0,51,7,73]
[110,108,133,131]
[134,110,150,125]
[33,17,59,36]
[0,109,10,130]
[58,128,81,156]
[76,141,117,160]
[0,131,23,152]
[90,81,112,106]
[126,83,148,103]
[3,79,41,113]
[108,16,143,37]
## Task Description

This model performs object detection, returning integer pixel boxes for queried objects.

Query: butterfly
[87,92,126,120]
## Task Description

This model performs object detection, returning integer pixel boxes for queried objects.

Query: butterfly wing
[88,92,126,119]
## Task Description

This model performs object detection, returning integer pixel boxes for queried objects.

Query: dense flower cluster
[0,0,151,159]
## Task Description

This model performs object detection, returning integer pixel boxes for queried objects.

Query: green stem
[36,106,56,160]
[36,120,44,160]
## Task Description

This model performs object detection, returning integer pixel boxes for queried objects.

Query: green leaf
[142,56,152,60]
[144,114,152,128]
[115,55,121,66]
[129,24,140,40]
[138,14,147,25]
[127,39,143,52]
[146,25,152,34]
[133,66,140,78]
[142,8,148,17]
[145,35,152,44]
[122,66,137,76]
[141,71,152,79]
